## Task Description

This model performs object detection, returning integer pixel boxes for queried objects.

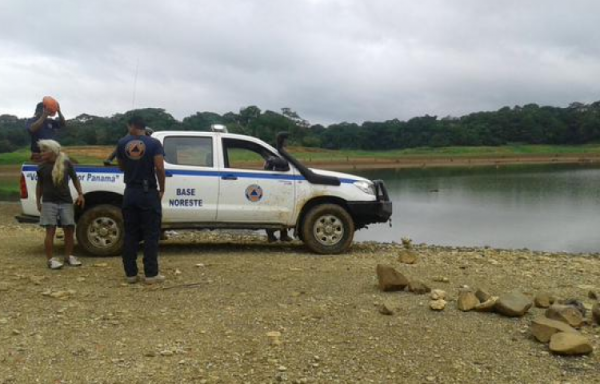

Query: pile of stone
[376,264,533,317]
[456,289,532,316]
[375,262,599,357]
[397,238,418,265]
[530,295,597,356]
[454,289,595,355]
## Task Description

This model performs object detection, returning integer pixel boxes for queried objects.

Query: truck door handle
[221,174,238,180]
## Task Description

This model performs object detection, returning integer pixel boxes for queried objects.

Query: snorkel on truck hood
[276,132,341,186]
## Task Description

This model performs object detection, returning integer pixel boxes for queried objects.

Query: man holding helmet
[26,97,66,162]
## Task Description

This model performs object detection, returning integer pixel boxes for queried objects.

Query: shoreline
[302,154,600,171]
[1,202,598,257]
[2,154,600,175]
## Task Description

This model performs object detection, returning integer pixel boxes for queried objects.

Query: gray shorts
[40,202,76,227]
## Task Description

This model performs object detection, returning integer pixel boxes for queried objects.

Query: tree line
[1,101,600,154]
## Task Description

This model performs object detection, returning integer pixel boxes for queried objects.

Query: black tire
[301,204,355,254]
[76,204,124,256]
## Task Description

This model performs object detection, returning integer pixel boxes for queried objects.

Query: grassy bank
[0,147,108,166]
[0,149,31,165]
[3,144,600,165]
[0,185,19,201]
[1,143,600,171]
[289,143,600,161]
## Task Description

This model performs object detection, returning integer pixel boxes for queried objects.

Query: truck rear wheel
[76,204,124,256]
[301,204,355,254]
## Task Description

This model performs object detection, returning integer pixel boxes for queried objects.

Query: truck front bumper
[15,214,39,224]
[347,200,392,226]
[347,180,392,227]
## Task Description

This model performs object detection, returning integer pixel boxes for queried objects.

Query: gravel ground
[0,202,599,384]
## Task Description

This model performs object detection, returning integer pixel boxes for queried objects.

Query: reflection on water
[353,164,600,253]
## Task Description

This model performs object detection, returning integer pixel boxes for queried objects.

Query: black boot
[266,229,277,243]
[279,230,293,242]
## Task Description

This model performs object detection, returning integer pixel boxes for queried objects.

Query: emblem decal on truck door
[245,184,263,202]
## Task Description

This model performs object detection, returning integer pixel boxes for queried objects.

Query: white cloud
[1,0,600,125]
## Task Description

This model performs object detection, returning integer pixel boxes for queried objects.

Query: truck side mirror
[265,156,290,172]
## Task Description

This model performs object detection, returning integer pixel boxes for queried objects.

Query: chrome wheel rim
[87,217,120,249]
[313,214,344,246]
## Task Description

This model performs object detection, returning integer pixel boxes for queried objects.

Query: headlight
[354,180,376,195]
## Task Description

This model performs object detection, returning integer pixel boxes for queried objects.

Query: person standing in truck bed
[26,101,66,162]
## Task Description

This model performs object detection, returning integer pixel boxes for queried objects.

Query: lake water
[352,164,600,253]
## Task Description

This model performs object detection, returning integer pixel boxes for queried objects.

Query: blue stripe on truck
[22,165,356,183]
[23,165,122,174]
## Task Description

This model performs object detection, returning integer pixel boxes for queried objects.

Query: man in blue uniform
[103,127,154,166]
[26,101,66,162]
[116,116,166,284]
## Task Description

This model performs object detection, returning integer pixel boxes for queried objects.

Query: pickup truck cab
[17,129,392,256]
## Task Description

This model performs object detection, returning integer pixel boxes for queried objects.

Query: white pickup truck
[16,129,392,256]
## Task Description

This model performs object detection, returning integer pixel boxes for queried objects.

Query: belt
[126,183,157,189]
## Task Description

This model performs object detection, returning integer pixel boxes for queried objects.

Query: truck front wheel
[76,204,124,256]
[301,204,355,254]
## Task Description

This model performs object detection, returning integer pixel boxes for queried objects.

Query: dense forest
[1,101,600,154]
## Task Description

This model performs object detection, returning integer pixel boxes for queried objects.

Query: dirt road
[0,203,599,383]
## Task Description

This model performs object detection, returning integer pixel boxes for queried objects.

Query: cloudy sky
[1,0,599,125]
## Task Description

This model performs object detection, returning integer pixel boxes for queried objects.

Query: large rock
[530,316,579,343]
[408,280,431,295]
[494,292,532,317]
[592,303,600,325]
[545,304,585,328]
[534,292,556,308]
[376,264,409,292]
[457,290,480,312]
[549,333,593,356]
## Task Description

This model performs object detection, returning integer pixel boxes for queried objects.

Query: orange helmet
[42,96,59,116]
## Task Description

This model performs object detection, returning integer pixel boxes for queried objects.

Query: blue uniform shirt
[116,134,164,189]
[26,118,61,153]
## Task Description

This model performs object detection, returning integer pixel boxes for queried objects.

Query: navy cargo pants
[122,187,162,278]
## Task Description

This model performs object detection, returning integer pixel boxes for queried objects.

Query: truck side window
[222,138,280,171]
[163,137,213,167]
